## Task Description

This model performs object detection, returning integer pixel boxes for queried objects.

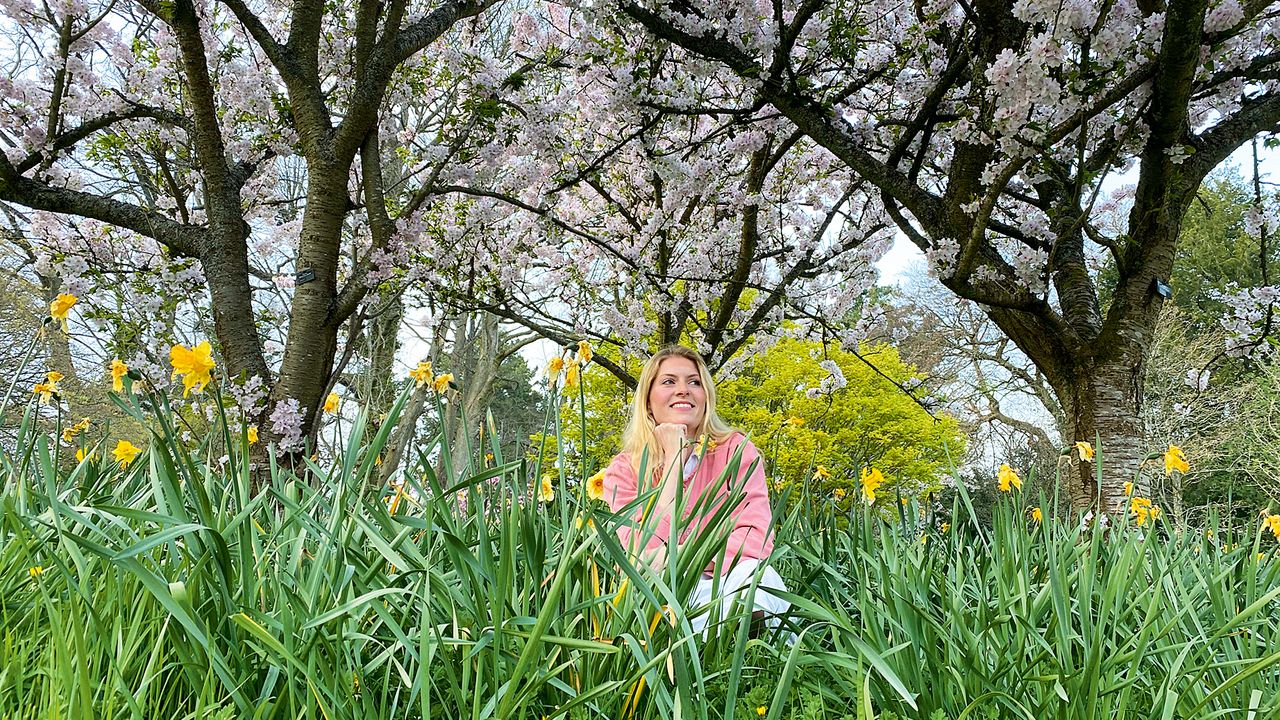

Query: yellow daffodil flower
[1074,441,1094,461]
[576,340,593,365]
[860,467,884,505]
[565,362,580,390]
[75,448,93,463]
[998,464,1022,492]
[46,371,64,384]
[433,373,453,394]
[49,293,77,331]
[1262,514,1280,541]
[113,440,142,468]
[409,360,433,387]
[170,341,215,397]
[587,469,606,501]
[1129,496,1161,527]
[110,359,128,392]
[756,707,766,717]
[1124,481,1134,496]
[546,356,565,382]
[538,475,555,503]
[1032,507,1043,523]
[323,392,340,414]
[814,465,832,480]
[32,381,55,405]
[833,487,847,501]
[941,522,950,533]
[1164,445,1189,475]
[247,426,259,444]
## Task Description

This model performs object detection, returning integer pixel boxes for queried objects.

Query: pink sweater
[602,432,775,574]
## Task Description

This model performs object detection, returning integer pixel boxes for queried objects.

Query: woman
[601,345,790,636]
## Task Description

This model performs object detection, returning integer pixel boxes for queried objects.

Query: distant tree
[716,338,966,504]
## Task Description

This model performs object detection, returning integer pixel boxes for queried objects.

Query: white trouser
[687,559,791,637]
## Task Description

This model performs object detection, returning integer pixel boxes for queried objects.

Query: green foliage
[716,339,966,504]
[1174,174,1276,330]
[2,379,1279,719]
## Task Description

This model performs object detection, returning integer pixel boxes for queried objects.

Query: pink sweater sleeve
[602,453,671,553]
[717,438,775,572]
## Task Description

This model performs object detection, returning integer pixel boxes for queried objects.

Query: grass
[1,383,1278,719]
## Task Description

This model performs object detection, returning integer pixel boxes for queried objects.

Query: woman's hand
[654,422,687,459]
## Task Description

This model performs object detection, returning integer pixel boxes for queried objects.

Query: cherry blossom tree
[614,0,1280,512]
[397,3,895,386]
[0,0,500,448]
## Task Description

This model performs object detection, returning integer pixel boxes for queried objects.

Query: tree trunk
[445,313,503,469]
[1055,357,1146,517]
[363,294,403,441]
[271,168,349,438]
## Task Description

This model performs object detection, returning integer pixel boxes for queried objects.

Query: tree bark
[271,167,348,435]
[1053,358,1146,516]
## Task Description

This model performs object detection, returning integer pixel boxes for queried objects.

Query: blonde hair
[621,345,736,475]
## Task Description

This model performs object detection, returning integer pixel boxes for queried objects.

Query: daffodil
[113,440,142,468]
[32,380,56,404]
[110,359,128,392]
[170,341,215,397]
[998,464,1022,492]
[1262,514,1280,541]
[694,434,717,454]
[546,356,565,382]
[756,707,766,717]
[247,426,259,444]
[586,469,606,501]
[860,467,883,505]
[1032,507,1043,523]
[1074,441,1094,461]
[538,475,555,503]
[576,340,593,365]
[323,392,340,414]
[28,566,44,579]
[46,371,63,384]
[433,373,453,394]
[940,522,950,533]
[1129,496,1161,527]
[49,293,76,331]
[833,487,847,501]
[75,448,93,463]
[1164,445,1189,475]
[1124,481,1134,496]
[409,360,433,387]
[564,362,580,390]
[814,465,832,480]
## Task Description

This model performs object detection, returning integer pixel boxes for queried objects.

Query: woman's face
[647,356,707,434]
